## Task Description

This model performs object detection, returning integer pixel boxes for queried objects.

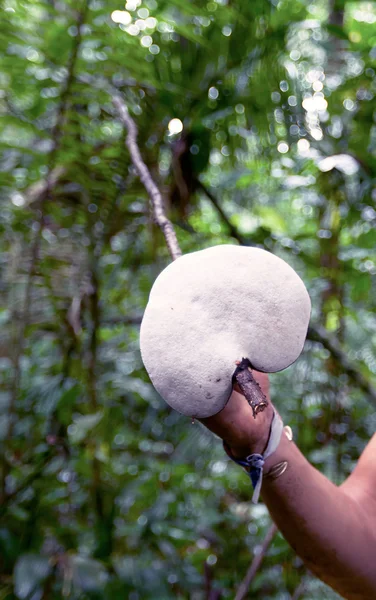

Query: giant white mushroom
[140,245,311,418]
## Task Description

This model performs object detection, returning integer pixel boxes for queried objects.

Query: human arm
[201,372,376,600]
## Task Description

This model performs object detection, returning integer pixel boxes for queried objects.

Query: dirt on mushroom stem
[233,358,269,419]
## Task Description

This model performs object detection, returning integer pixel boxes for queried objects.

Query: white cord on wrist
[224,410,288,504]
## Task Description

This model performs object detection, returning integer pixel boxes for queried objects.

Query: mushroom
[140,245,311,418]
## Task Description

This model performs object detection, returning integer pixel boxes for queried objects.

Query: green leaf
[256,206,287,233]
[14,554,51,599]
[56,384,81,426]
[351,273,371,303]
[70,555,109,592]
[69,412,103,443]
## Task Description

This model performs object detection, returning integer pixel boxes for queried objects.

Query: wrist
[224,410,288,504]
[225,404,274,458]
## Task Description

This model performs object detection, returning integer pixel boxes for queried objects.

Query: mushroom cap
[140,245,311,418]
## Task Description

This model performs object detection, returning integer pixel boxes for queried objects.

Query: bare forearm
[201,377,376,599]
[261,434,376,600]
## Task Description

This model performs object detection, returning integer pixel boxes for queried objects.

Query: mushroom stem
[233,358,268,419]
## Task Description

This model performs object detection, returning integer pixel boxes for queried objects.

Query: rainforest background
[1,0,376,597]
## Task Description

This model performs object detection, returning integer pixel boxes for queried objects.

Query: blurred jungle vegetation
[1,0,376,598]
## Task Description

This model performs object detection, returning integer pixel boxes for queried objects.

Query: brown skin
[201,371,273,457]
[200,371,376,600]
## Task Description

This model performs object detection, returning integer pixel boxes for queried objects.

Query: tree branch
[308,324,376,406]
[1,0,88,502]
[291,577,306,600]
[75,74,376,407]
[234,522,278,600]
[198,182,376,406]
[0,442,62,519]
[112,94,182,261]
[197,180,250,246]
[24,166,66,206]
[88,272,106,553]
[111,91,275,596]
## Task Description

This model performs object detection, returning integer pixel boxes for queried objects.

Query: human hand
[199,371,274,458]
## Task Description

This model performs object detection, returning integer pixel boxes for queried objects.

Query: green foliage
[1,0,376,598]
